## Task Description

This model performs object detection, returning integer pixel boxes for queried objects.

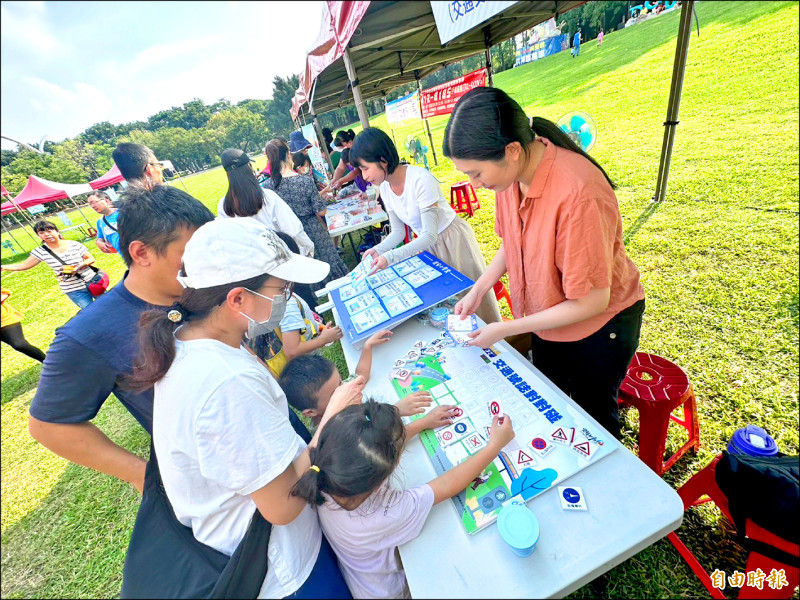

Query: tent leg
[484,26,494,87]
[343,47,370,129]
[653,0,694,203]
[416,76,438,166]
[9,213,38,243]
[69,198,95,230]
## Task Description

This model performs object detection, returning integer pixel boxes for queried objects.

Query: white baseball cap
[177,217,330,289]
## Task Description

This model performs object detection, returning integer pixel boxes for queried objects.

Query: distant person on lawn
[1,286,46,362]
[1,220,100,310]
[27,185,214,494]
[112,142,165,191]
[88,190,121,254]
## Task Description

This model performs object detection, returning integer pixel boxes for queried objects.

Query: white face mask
[239,288,288,339]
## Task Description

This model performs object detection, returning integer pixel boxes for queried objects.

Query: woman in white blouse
[352,128,501,324]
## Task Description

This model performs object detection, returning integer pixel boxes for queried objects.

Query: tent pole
[8,212,38,243]
[309,83,334,176]
[653,0,694,203]
[68,197,94,229]
[483,26,494,87]
[383,93,399,149]
[416,73,438,166]
[342,46,370,129]
[8,198,38,230]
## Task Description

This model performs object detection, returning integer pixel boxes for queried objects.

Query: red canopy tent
[1,175,71,215]
[89,163,125,190]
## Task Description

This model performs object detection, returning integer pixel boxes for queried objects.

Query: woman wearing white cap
[123,218,360,598]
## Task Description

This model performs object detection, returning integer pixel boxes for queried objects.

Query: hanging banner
[431,0,518,45]
[514,34,568,67]
[420,68,486,119]
[386,90,423,124]
[300,124,331,187]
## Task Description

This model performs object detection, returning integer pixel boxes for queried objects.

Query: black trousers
[1,322,46,362]
[527,299,645,439]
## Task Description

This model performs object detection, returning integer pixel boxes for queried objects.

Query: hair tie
[365,415,371,423]
[166,302,189,324]
[309,465,320,473]
[529,116,534,129]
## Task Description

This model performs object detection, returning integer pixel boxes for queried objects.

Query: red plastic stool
[450,181,480,217]
[667,455,799,599]
[493,281,514,320]
[618,352,701,475]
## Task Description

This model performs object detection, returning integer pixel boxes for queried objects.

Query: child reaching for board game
[279,329,435,428]
[290,400,515,599]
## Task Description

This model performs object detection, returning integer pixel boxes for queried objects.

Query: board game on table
[391,334,620,535]
[330,251,473,346]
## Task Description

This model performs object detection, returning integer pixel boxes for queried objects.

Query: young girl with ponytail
[291,400,515,599]
[124,218,361,599]
[443,87,645,438]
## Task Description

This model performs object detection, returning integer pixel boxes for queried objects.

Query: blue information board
[332,251,474,345]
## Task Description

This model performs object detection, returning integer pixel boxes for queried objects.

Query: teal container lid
[430,307,449,322]
[497,501,540,554]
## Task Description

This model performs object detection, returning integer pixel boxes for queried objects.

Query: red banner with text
[420,68,487,119]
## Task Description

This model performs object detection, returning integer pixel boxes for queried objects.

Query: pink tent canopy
[89,163,125,190]
[0,176,71,216]
[1,183,9,197]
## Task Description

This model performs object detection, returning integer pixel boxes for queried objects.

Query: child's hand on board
[487,415,514,450]
[419,404,458,429]
[395,390,433,417]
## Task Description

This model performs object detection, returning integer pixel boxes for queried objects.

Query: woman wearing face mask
[123,218,362,598]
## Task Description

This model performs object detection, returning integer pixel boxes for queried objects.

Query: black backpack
[715,450,799,566]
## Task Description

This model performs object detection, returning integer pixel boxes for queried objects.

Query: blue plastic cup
[727,425,778,457]
[497,499,540,557]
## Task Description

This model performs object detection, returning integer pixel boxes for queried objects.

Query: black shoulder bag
[121,440,272,599]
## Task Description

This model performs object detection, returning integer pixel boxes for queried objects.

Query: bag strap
[40,244,69,266]
[102,216,118,232]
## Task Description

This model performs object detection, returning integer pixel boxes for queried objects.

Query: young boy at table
[279,329,435,428]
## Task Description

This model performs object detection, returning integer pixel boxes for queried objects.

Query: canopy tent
[291,1,585,120]
[0,175,94,228]
[89,163,125,190]
[291,0,697,203]
[1,184,9,197]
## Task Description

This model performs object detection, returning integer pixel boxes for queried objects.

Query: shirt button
[609,333,617,339]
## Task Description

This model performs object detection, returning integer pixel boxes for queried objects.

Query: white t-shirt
[153,338,322,599]
[378,165,455,235]
[217,188,315,257]
[318,482,435,599]
[280,294,322,341]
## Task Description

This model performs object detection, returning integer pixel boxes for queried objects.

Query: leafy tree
[268,74,300,138]
[79,121,120,145]
[207,107,267,153]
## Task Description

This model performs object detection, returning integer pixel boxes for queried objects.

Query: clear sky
[0,0,325,150]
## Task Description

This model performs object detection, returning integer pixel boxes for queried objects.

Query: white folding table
[332,307,684,599]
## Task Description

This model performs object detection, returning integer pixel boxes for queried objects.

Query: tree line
[1,2,629,196]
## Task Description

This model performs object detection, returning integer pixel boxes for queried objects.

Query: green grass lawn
[2,2,798,597]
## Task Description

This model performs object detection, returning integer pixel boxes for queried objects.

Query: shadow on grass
[1,364,42,405]
[624,198,662,245]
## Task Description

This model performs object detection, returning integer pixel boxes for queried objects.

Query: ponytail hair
[291,400,405,506]
[265,139,290,190]
[443,87,615,189]
[120,270,270,392]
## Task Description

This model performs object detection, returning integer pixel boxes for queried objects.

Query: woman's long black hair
[266,139,291,190]
[443,87,615,189]
[222,154,265,218]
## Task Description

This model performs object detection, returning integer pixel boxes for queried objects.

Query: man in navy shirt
[28,184,214,493]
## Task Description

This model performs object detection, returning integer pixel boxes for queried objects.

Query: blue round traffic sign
[562,487,581,503]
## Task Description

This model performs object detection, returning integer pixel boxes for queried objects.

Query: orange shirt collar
[526,137,557,201]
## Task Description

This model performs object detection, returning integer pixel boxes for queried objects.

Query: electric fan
[556,111,597,152]
[405,135,430,170]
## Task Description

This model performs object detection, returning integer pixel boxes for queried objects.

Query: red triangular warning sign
[552,427,568,441]
[517,450,533,464]
[574,441,591,456]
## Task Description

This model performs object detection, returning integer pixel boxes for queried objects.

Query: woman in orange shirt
[443,87,645,438]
